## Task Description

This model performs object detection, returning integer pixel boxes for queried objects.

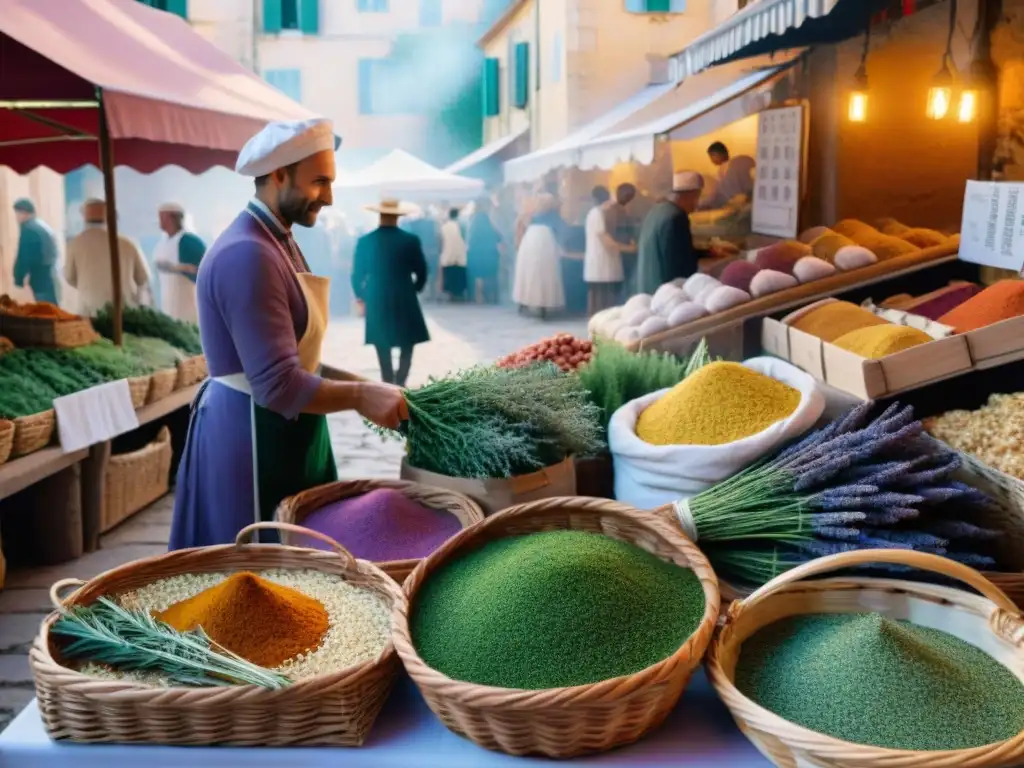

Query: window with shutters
[358,0,389,11]
[137,0,187,17]
[513,42,529,109]
[482,58,500,117]
[263,0,318,34]
[264,69,303,104]
[624,0,686,12]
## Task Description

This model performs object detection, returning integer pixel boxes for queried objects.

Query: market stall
[335,149,485,204]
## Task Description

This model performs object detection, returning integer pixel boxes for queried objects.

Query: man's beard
[278,190,321,228]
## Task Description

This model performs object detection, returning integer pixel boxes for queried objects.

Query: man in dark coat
[351,199,430,387]
[636,171,708,295]
[12,198,60,305]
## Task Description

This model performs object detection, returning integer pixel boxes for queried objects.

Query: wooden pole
[96,90,124,346]
[974,0,1002,182]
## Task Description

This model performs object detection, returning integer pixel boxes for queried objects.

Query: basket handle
[235,522,356,570]
[49,578,86,610]
[737,549,1021,617]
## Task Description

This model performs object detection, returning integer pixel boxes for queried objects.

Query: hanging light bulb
[957,87,978,123]
[927,60,954,120]
[848,65,869,123]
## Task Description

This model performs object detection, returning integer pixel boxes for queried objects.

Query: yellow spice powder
[810,233,855,263]
[791,301,889,343]
[636,362,802,446]
[832,325,933,359]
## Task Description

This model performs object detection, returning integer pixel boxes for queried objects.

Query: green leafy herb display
[67,339,149,379]
[121,333,185,371]
[378,364,605,479]
[0,370,56,418]
[53,596,292,689]
[93,304,202,355]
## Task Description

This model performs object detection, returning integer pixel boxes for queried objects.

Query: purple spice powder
[910,284,982,321]
[298,489,464,561]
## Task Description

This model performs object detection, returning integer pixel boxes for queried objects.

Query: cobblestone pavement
[0,304,586,730]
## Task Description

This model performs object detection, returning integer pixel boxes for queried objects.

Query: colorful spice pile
[300,489,463,561]
[156,572,329,668]
[905,283,980,320]
[496,333,593,373]
[898,227,948,249]
[108,568,391,682]
[0,295,81,320]
[925,393,1024,479]
[577,338,710,438]
[790,301,888,342]
[677,402,1002,587]
[938,280,1024,332]
[735,613,1024,751]
[719,260,760,292]
[412,530,705,689]
[754,241,810,274]
[810,232,855,263]
[833,325,933,358]
[636,362,801,447]
[383,364,604,479]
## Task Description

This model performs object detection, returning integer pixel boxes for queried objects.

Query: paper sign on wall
[751,105,804,239]
[958,180,1024,272]
[54,379,139,454]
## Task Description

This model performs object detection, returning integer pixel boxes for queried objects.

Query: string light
[848,18,870,123]
[957,87,978,123]
[927,0,958,120]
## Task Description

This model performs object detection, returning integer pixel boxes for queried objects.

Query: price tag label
[959,180,1024,271]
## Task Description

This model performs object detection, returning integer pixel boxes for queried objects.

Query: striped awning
[668,0,887,82]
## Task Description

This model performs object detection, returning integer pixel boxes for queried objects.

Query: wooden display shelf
[0,445,88,501]
[135,382,200,427]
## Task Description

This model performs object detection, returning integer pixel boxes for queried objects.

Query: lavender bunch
[676,402,1001,586]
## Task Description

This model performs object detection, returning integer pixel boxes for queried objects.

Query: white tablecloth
[0,672,770,767]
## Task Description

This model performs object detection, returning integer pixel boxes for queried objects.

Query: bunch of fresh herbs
[93,304,202,355]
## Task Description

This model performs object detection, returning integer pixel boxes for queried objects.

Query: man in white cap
[154,202,207,324]
[635,171,709,295]
[170,118,408,550]
[64,198,151,316]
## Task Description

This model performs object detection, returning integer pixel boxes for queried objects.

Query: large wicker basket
[101,426,172,533]
[0,419,13,466]
[175,354,206,389]
[707,549,1024,768]
[277,478,485,583]
[29,521,404,746]
[0,315,99,348]
[127,375,150,410]
[12,409,55,457]
[392,496,721,758]
[146,367,177,404]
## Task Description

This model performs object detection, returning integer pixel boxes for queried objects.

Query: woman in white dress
[512,194,564,319]
[439,208,468,301]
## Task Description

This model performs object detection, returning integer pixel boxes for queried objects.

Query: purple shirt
[196,211,319,419]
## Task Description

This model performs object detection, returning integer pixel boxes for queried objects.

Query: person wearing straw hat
[154,202,206,324]
[170,118,407,550]
[12,198,60,305]
[635,171,708,296]
[351,198,429,387]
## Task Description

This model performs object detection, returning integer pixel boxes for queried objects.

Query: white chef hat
[158,202,185,214]
[235,118,341,177]
[672,171,705,192]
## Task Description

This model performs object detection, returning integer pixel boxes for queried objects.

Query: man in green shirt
[635,172,707,296]
[12,198,60,305]
[154,202,206,323]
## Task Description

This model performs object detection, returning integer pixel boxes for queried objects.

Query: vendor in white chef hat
[169,117,407,550]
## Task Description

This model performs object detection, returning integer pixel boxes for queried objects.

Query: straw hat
[364,198,415,216]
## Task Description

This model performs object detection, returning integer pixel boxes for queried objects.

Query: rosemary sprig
[52,596,292,689]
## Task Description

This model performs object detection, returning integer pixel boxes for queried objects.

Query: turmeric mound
[156,572,329,668]
[791,301,889,343]
[636,362,802,446]
[833,325,933,359]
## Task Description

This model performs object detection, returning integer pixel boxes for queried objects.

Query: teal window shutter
[263,0,282,32]
[513,42,529,109]
[165,0,188,17]
[625,0,685,10]
[482,58,500,117]
[645,0,672,10]
[299,0,319,33]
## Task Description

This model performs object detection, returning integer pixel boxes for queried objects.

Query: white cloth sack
[609,357,826,510]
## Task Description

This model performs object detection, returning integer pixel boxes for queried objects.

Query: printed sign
[751,105,804,239]
[958,180,1024,272]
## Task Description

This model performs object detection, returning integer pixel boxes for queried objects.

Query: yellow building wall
[537,0,570,148]
[482,0,538,146]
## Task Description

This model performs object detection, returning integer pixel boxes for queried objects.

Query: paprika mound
[832,324,933,359]
[636,361,801,446]
[938,279,1024,332]
[156,572,329,668]
[790,301,888,343]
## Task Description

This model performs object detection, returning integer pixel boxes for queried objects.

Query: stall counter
[0,672,770,767]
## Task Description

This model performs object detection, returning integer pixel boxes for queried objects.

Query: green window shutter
[513,42,529,109]
[645,0,674,10]
[165,0,187,17]
[482,58,500,117]
[263,0,282,33]
[299,0,319,34]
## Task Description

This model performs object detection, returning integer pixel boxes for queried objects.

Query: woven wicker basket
[12,410,55,457]
[127,375,150,410]
[0,315,99,348]
[175,354,206,389]
[29,521,404,746]
[707,549,1024,768]
[393,495,721,758]
[0,419,13,466]
[101,426,172,533]
[146,367,177,404]
[277,478,485,583]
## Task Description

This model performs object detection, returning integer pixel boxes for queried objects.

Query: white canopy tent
[335,148,484,202]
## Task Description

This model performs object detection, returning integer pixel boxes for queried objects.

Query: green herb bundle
[121,333,185,371]
[67,339,150,379]
[53,596,291,689]
[380,364,605,479]
[93,304,202,355]
[577,338,712,437]
[0,370,56,418]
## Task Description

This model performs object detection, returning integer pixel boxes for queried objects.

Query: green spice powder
[412,530,706,690]
[735,613,1024,751]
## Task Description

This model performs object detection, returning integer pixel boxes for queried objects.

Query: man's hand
[356,382,409,430]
